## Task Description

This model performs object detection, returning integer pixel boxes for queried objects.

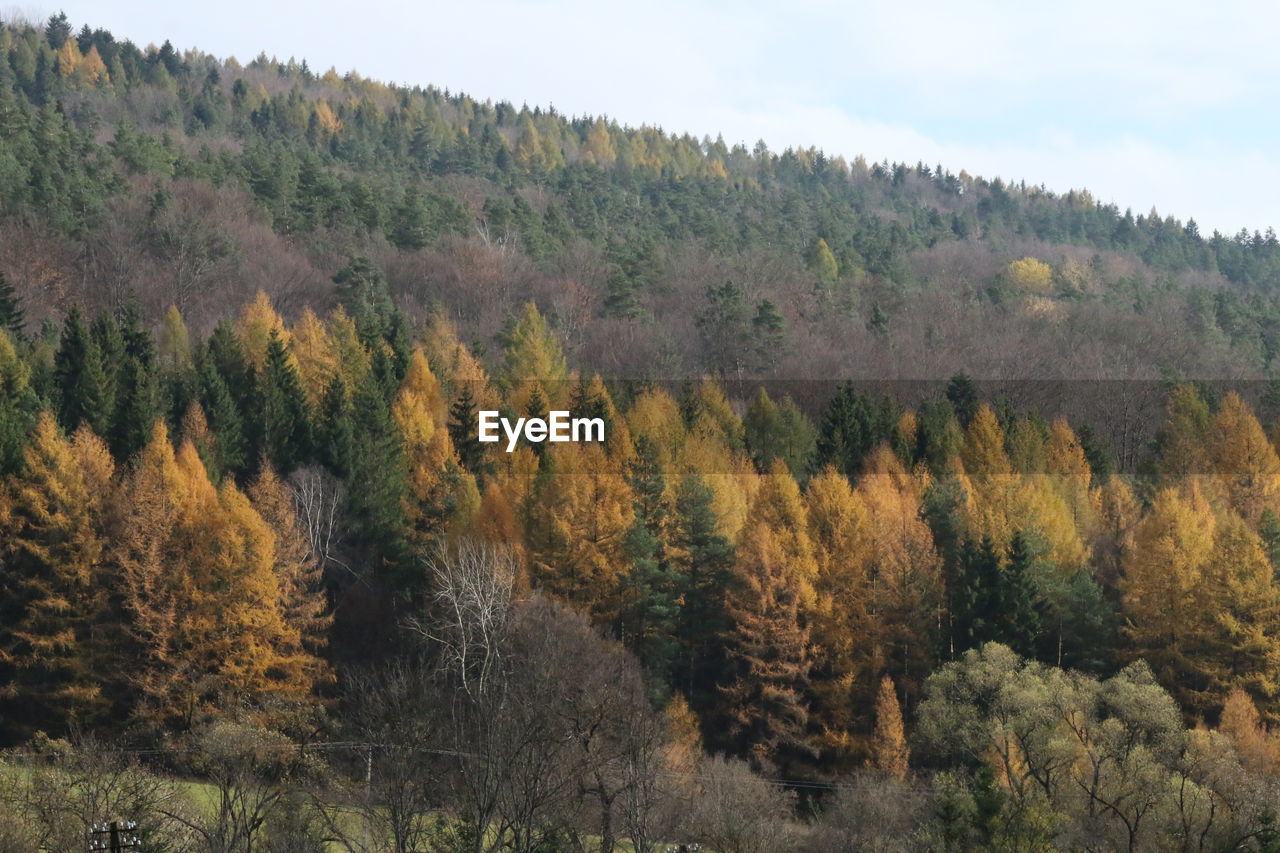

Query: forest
[5,10,1280,852]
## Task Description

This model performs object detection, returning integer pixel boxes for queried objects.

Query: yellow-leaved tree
[856,446,942,706]
[527,443,635,621]
[805,466,873,765]
[236,290,291,371]
[393,349,479,554]
[1210,391,1280,526]
[115,424,321,728]
[0,413,115,731]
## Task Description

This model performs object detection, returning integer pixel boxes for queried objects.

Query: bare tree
[4,733,187,852]
[683,756,798,853]
[405,539,517,699]
[166,721,310,853]
[288,465,350,580]
[317,661,449,853]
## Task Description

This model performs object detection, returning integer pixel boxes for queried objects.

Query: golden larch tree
[0,414,115,729]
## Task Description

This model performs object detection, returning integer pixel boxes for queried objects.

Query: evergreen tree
[0,272,25,337]
[815,383,898,480]
[750,299,786,372]
[945,373,979,429]
[196,354,248,479]
[332,256,395,342]
[53,308,112,437]
[108,307,159,461]
[257,330,313,473]
[617,435,680,682]
[696,280,749,379]
[672,473,735,710]
[316,375,356,477]
[448,386,492,481]
[998,532,1043,657]
[0,330,38,476]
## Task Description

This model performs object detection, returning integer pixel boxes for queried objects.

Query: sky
[18,0,1280,234]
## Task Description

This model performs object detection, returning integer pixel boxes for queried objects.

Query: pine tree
[616,434,681,681]
[345,371,411,583]
[750,299,786,372]
[696,280,749,379]
[196,354,248,479]
[54,308,112,437]
[109,307,159,461]
[0,272,25,336]
[332,256,395,339]
[815,384,899,480]
[257,330,313,474]
[945,374,979,429]
[672,473,735,709]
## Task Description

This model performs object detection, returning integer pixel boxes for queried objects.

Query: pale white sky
[24,0,1280,234]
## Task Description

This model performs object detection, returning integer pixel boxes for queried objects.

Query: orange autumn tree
[856,446,943,706]
[719,467,818,775]
[0,413,115,731]
[527,442,635,621]
[805,465,872,764]
[115,423,323,728]
[393,349,478,554]
[1209,391,1280,526]
[248,466,333,691]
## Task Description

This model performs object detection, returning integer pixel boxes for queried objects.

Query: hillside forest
[5,11,1280,853]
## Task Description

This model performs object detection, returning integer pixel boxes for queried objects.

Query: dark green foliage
[1076,424,1114,483]
[0,331,37,476]
[617,435,681,684]
[696,281,749,378]
[945,374,979,429]
[951,536,1040,657]
[256,330,313,474]
[0,273,24,337]
[196,354,248,479]
[671,473,735,710]
[447,387,491,482]
[108,307,159,461]
[603,237,657,320]
[332,257,395,340]
[345,371,410,579]
[315,375,356,478]
[53,308,112,436]
[916,398,963,476]
[814,383,899,479]
[749,299,785,372]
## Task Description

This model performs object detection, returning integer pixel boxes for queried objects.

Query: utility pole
[88,820,142,852]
